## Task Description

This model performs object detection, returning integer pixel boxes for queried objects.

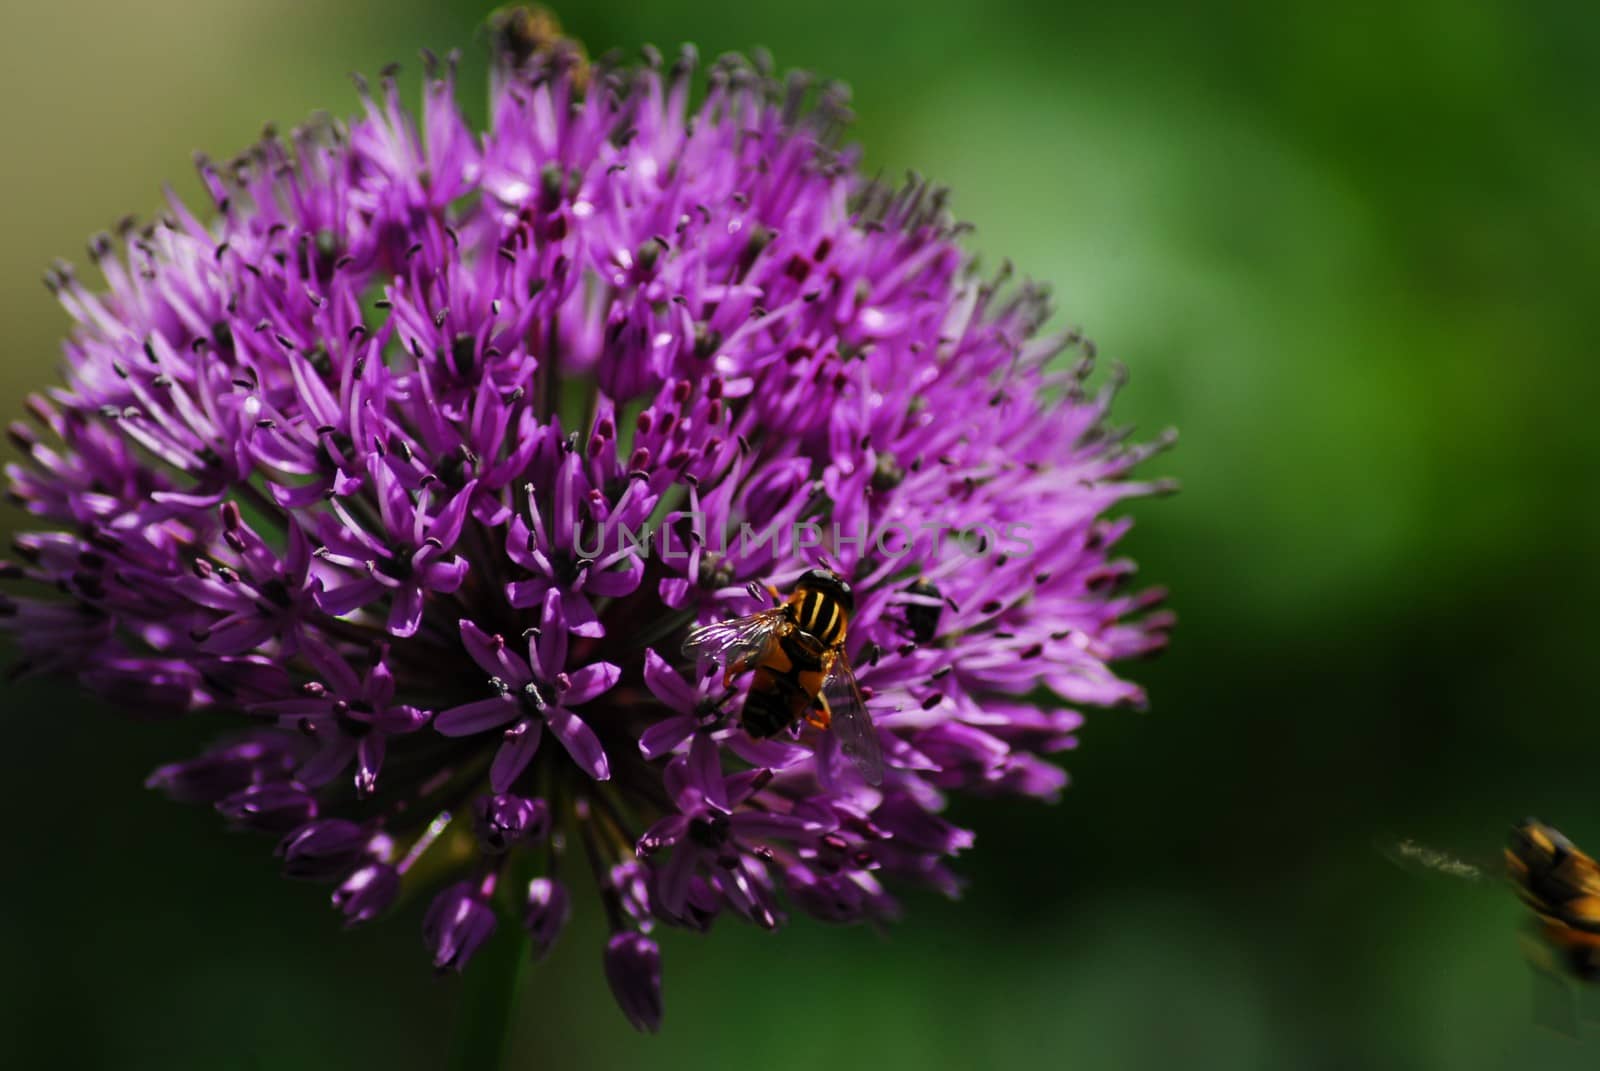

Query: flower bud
[332,862,400,926]
[472,793,550,853]
[144,737,300,805]
[604,932,663,1033]
[277,819,367,880]
[215,782,318,834]
[524,877,570,961]
[423,882,497,972]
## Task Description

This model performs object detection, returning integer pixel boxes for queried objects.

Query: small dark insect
[901,577,943,644]
[683,568,884,785]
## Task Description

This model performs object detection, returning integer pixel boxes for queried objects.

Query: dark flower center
[688,815,730,850]
[549,549,587,586]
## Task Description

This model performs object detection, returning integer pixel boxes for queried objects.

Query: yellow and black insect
[1390,818,1600,1033]
[683,568,884,785]
[487,6,590,91]
[1505,820,1600,982]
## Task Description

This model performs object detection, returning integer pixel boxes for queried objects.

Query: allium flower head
[2,23,1173,1032]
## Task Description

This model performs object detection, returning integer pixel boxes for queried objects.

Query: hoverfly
[1506,820,1600,982]
[1389,818,1600,1034]
[487,5,590,91]
[682,568,884,785]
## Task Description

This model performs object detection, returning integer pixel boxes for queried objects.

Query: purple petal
[300,636,363,696]
[545,706,610,781]
[435,696,517,736]
[373,703,431,734]
[314,578,385,617]
[364,660,397,707]
[688,733,730,814]
[490,717,543,792]
[657,577,691,609]
[430,480,478,547]
[562,591,604,637]
[726,734,812,770]
[637,814,690,856]
[457,618,529,682]
[583,555,642,597]
[732,809,828,840]
[638,714,697,761]
[651,841,699,919]
[533,587,568,678]
[386,585,424,637]
[422,556,469,593]
[354,733,385,797]
[563,661,620,705]
[295,735,357,788]
[642,648,696,713]
[504,577,549,609]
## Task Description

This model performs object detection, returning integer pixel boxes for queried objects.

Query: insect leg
[724,645,767,683]
[805,693,832,731]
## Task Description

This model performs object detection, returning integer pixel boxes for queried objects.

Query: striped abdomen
[792,585,848,648]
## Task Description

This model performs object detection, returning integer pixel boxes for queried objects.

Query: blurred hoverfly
[1389,818,1600,1035]
[487,5,590,91]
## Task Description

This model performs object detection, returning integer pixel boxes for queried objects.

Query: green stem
[450,923,530,1071]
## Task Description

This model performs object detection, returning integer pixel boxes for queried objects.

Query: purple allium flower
[1,25,1174,1032]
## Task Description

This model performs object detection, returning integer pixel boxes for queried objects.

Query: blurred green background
[4,1,1600,1067]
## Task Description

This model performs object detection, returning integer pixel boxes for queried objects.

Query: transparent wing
[1378,836,1488,884]
[682,607,787,676]
[821,648,884,785]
